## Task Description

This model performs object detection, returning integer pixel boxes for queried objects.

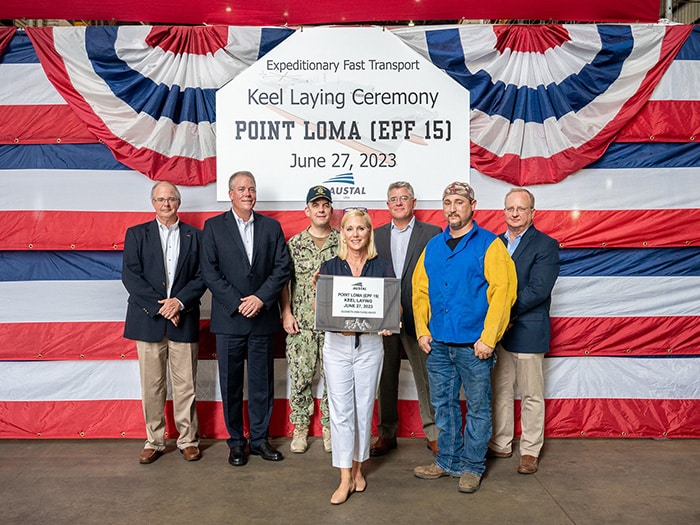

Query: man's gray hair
[387,181,415,199]
[229,170,256,190]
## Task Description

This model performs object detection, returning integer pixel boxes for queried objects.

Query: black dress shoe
[250,441,283,461]
[228,445,248,467]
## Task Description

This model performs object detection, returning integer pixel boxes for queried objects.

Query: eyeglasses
[504,206,532,214]
[343,207,368,214]
[153,197,180,204]
[388,195,412,203]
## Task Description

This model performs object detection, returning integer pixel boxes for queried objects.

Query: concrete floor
[2,437,698,525]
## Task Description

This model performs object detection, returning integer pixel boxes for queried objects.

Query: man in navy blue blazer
[201,171,290,467]
[489,188,560,475]
[122,181,207,464]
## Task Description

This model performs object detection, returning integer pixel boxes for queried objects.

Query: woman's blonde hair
[337,209,378,260]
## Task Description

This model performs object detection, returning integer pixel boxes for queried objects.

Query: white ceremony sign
[331,276,385,318]
[216,26,470,203]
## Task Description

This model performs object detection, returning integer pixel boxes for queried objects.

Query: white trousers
[490,345,545,457]
[323,332,384,468]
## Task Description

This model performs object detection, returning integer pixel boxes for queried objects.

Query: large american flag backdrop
[1,24,698,440]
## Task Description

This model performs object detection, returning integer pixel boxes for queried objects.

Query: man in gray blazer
[489,188,559,475]
[201,171,290,467]
[122,181,206,464]
[371,181,441,456]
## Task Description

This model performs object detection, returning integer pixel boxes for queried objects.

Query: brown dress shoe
[138,448,163,464]
[518,454,539,474]
[181,446,202,461]
[369,437,397,457]
[427,440,439,455]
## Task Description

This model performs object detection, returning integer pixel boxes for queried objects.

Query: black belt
[436,341,475,348]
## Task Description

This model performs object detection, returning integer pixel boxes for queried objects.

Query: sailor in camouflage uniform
[279,185,340,453]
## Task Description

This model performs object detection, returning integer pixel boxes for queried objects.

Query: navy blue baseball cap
[306,185,333,204]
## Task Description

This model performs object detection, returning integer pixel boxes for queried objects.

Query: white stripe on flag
[1,357,698,401]
[0,63,65,104]
[0,282,213,323]
[650,60,700,100]
[2,276,697,324]
[551,276,700,317]
[2,166,697,212]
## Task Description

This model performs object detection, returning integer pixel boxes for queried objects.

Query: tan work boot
[458,472,482,493]
[413,463,450,479]
[322,426,332,453]
[290,425,308,453]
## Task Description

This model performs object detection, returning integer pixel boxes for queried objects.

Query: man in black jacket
[201,171,290,467]
[122,181,206,464]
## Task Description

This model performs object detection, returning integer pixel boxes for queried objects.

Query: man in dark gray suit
[489,188,559,475]
[371,181,441,457]
[122,181,206,464]
[201,171,290,467]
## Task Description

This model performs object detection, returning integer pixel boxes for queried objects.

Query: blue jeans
[427,341,494,476]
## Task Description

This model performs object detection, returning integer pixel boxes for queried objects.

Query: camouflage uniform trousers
[286,328,329,429]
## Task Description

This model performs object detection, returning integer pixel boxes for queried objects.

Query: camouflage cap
[442,181,475,201]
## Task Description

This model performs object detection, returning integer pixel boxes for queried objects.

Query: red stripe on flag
[145,26,230,55]
[0,400,284,439]
[1,209,699,251]
[543,398,700,438]
[0,105,96,144]
[3,317,698,362]
[477,209,700,249]
[0,322,297,361]
[493,24,571,54]
[549,316,700,356]
[0,210,392,250]
[0,27,14,55]
[617,100,700,142]
[2,398,698,439]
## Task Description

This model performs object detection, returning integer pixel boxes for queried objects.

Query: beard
[446,210,473,231]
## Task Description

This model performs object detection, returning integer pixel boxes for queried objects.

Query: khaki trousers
[490,345,545,458]
[136,338,199,450]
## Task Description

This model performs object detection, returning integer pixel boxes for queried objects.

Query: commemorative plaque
[315,275,401,333]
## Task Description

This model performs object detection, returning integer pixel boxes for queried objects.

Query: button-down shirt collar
[390,216,415,278]
[233,210,255,264]
[155,217,180,297]
[505,226,529,256]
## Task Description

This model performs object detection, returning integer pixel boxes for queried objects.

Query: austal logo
[323,173,367,196]
[351,282,366,290]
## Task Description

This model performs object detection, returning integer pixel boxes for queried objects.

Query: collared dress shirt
[505,226,530,256]
[156,218,180,298]
[234,210,255,264]
[390,216,415,279]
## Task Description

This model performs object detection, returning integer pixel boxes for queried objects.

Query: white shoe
[322,426,332,453]
[290,426,308,453]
